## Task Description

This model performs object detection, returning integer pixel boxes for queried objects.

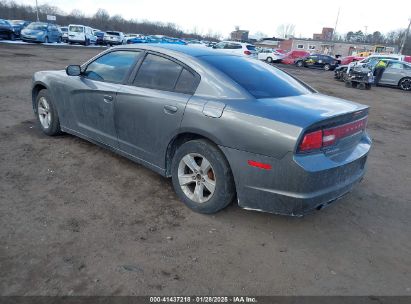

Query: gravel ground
[0,43,410,296]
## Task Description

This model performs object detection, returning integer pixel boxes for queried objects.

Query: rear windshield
[69,26,84,32]
[60,27,68,32]
[246,45,256,51]
[106,31,120,36]
[200,55,313,99]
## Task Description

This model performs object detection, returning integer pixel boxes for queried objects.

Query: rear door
[68,50,142,147]
[115,52,200,168]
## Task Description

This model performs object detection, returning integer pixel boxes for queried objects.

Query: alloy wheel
[400,78,411,91]
[178,153,216,204]
[38,97,51,129]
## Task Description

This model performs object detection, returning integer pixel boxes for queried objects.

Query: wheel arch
[164,131,229,177]
[32,82,48,112]
[398,76,411,89]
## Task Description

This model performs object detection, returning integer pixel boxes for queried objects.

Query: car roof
[118,44,238,58]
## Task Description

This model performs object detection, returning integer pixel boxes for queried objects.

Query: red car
[281,50,310,64]
[339,56,364,65]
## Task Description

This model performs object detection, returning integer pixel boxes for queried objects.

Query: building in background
[278,38,398,56]
[230,26,249,42]
[313,27,334,41]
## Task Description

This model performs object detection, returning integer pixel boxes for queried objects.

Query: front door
[115,53,200,168]
[68,50,142,148]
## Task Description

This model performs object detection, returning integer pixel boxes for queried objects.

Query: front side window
[388,62,403,69]
[133,54,183,91]
[84,51,141,83]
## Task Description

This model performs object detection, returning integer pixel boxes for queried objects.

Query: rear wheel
[266,57,273,63]
[35,90,61,136]
[44,36,49,43]
[171,139,235,214]
[399,77,411,91]
[8,33,15,41]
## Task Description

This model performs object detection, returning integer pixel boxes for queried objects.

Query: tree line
[0,0,221,41]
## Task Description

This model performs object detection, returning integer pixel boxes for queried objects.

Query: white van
[68,24,95,45]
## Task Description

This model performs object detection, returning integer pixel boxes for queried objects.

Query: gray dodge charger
[31,44,372,216]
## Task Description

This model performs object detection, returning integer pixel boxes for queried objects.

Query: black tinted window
[175,69,198,94]
[134,54,182,91]
[201,55,313,99]
[84,51,141,83]
[246,45,256,51]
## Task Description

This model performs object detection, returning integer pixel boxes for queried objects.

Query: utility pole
[399,18,411,55]
[332,7,340,41]
[35,0,39,21]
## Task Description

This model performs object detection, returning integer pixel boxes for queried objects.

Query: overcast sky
[16,0,411,38]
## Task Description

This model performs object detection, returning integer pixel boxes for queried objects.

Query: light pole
[399,18,411,55]
[35,0,39,21]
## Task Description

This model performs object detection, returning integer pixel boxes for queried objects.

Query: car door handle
[164,105,178,114]
[103,95,113,102]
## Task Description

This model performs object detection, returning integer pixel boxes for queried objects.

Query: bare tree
[276,24,295,39]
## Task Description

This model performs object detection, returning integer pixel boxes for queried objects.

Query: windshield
[69,26,84,33]
[10,20,24,25]
[200,55,314,99]
[27,23,47,30]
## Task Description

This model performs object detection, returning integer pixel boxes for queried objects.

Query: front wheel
[171,139,235,214]
[266,57,273,63]
[35,90,62,136]
[324,63,331,71]
[9,33,15,41]
[399,77,411,91]
[296,60,303,67]
[44,36,49,43]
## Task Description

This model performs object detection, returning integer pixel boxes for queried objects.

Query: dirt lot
[0,43,410,296]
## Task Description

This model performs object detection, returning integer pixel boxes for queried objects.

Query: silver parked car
[31,45,372,216]
[378,60,411,91]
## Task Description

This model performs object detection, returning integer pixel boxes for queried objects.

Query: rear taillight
[244,50,252,55]
[298,117,367,153]
[299,130,323,151]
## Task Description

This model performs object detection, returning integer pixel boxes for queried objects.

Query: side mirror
[66,65,81,76]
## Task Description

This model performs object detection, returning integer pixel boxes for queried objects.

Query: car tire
[44,36,49,43]
[57,37,62,43]
[324,64,331,71]
[35,89,62,136]
[9,33,15,41]
[171,139,235,214]
[296,60,303,67]
[266,57,273,63]
[398,77,411,91]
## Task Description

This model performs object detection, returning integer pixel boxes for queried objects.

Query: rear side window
[200,55,313,99]
[225,43,242,49]
[84,51,141,83]
[133,54,183,91]
[175,69,198,94]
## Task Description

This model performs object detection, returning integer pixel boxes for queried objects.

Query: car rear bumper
[220,133,371,216]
